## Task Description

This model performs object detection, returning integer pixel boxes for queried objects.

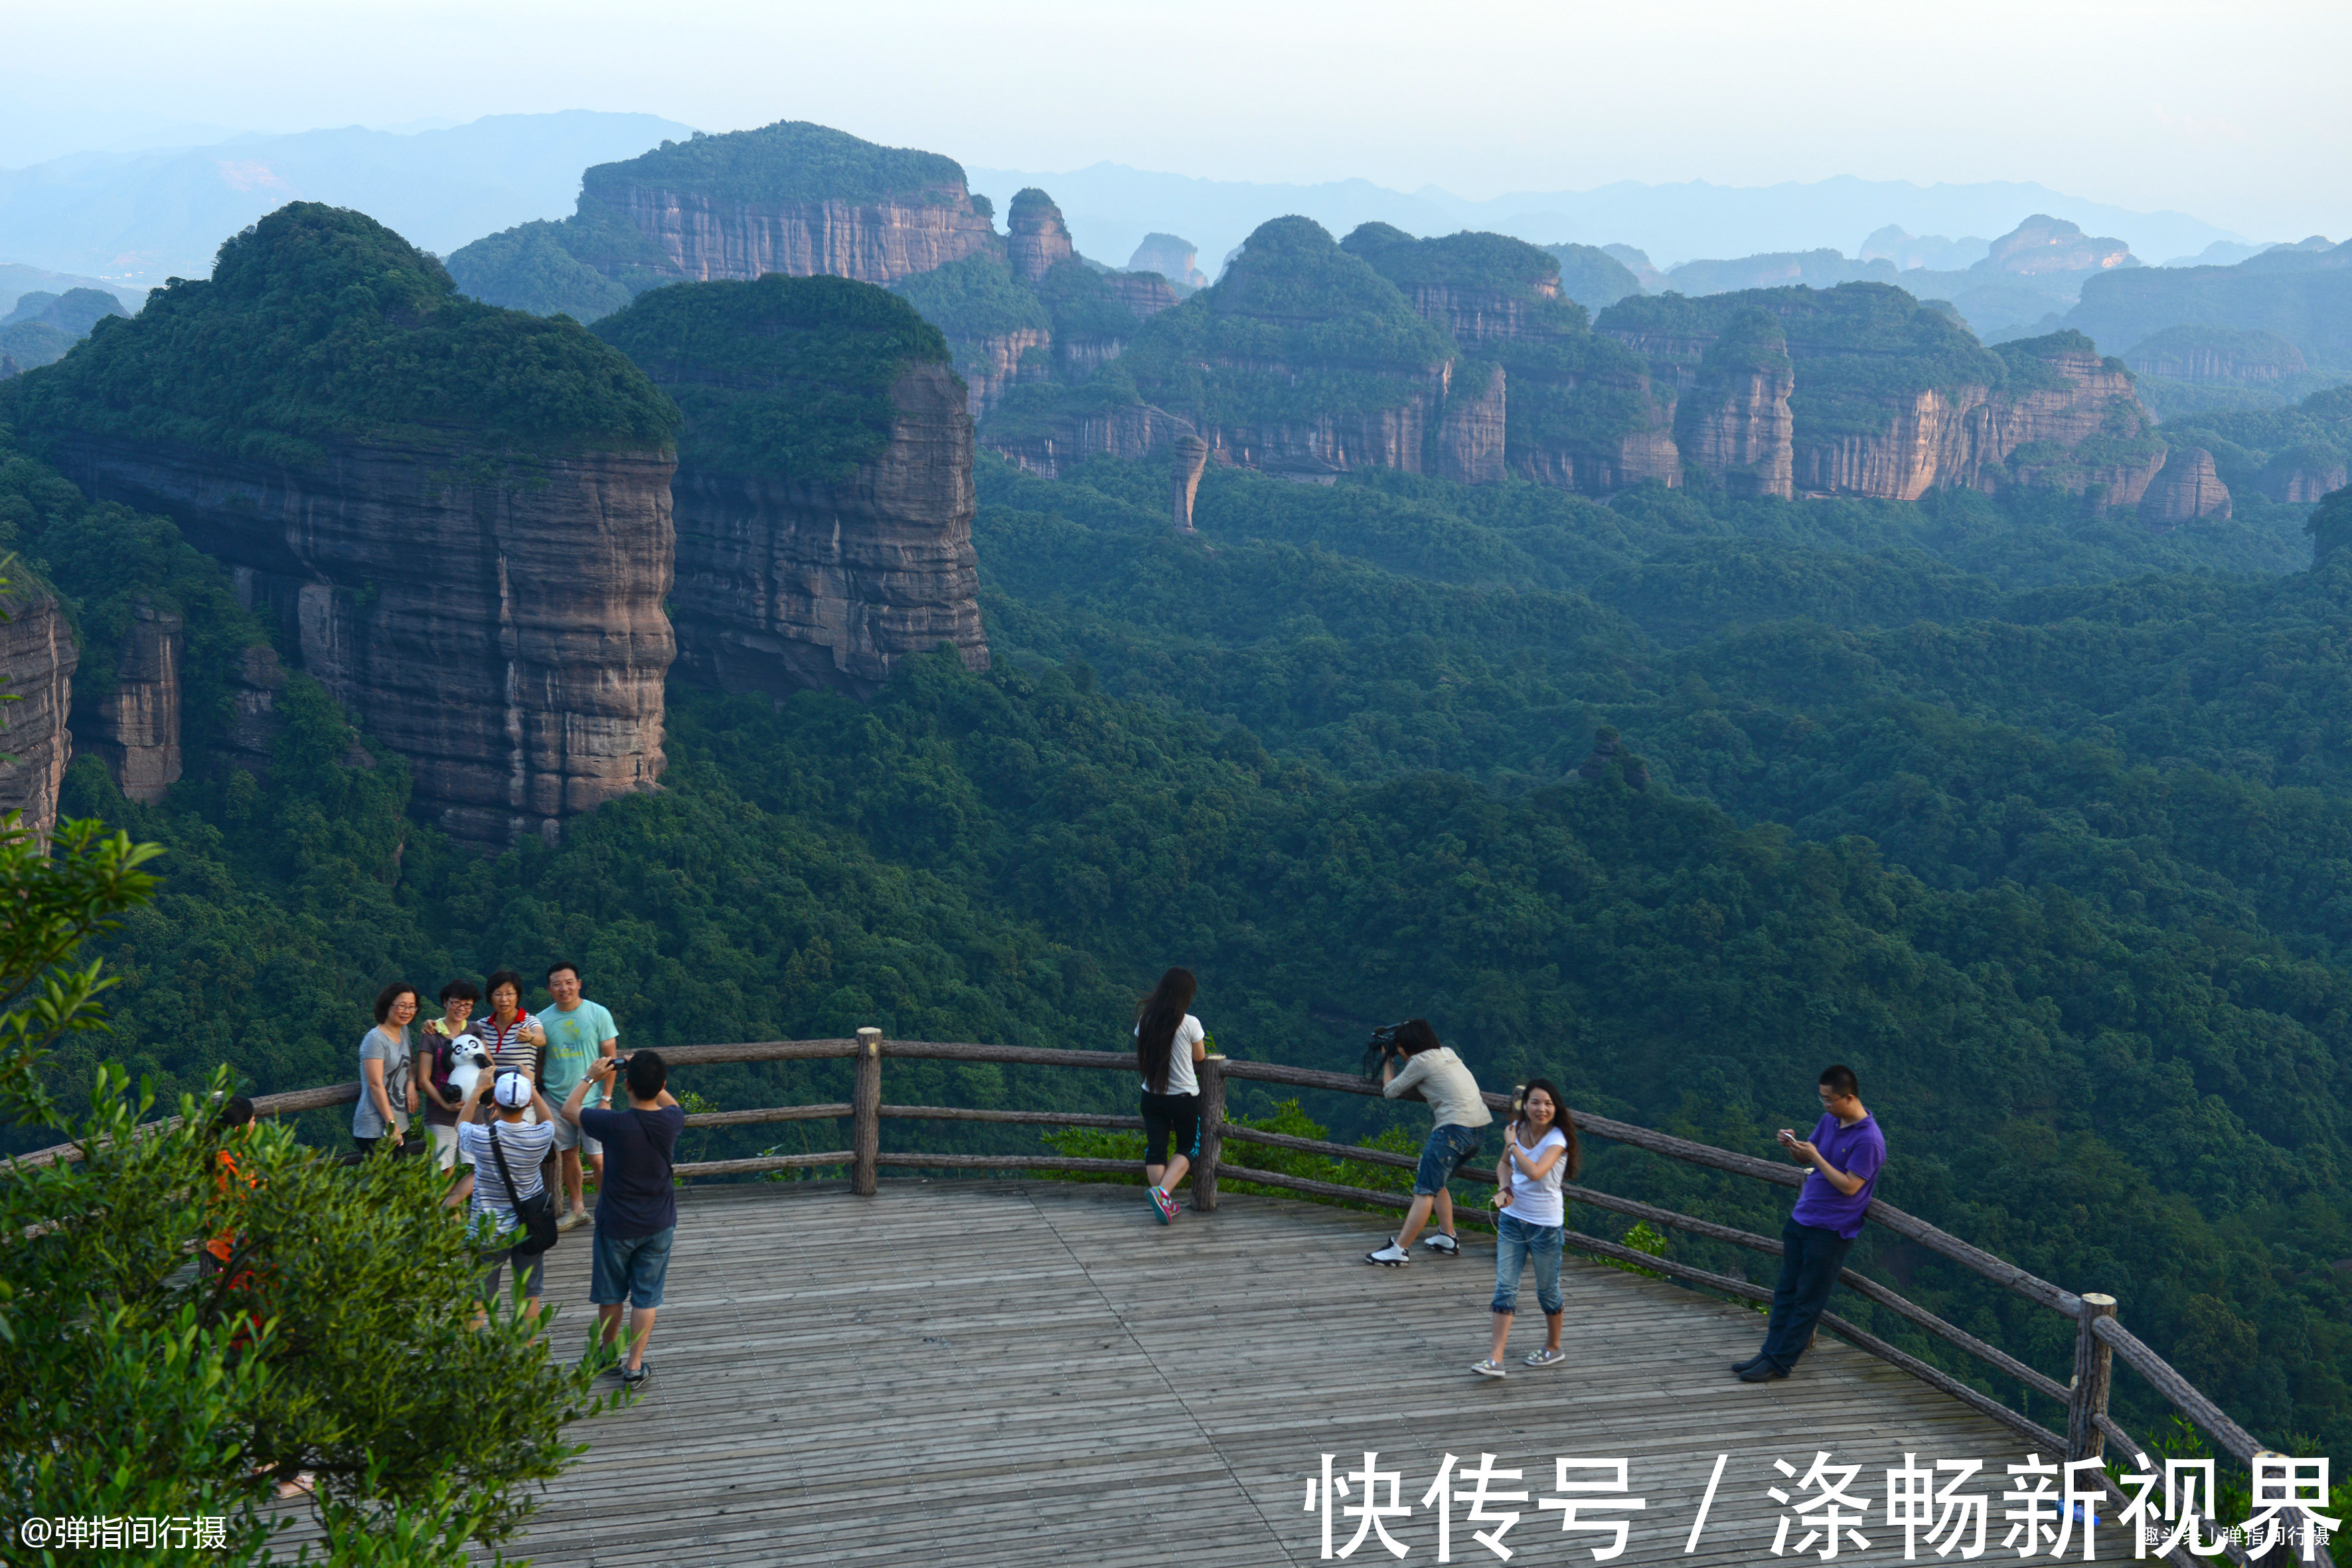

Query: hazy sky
[8,0,2343,240]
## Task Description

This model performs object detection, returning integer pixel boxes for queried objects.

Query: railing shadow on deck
[11,1030,2325,1568]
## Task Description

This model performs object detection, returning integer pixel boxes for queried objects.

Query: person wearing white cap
[455,1065,557,1319]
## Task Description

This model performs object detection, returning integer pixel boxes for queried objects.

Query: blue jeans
[1414,1122,1485,1196]
[591,1225,676,1310]
[1492,1214,1564,1316]
[1758,1217,1854,1372]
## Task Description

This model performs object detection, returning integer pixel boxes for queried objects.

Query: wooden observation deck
[513,1178,2021,1567]
[24,1032,2308,1567]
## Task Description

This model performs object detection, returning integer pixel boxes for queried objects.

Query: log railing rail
[7,1033,2318,1568]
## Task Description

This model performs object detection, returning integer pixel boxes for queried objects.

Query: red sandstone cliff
[591,183,996,287]
[50,435,675,844]
[670,362,987,698]
[79,600,183,804]
[2139,447,2233,525]
[0,583,77,834]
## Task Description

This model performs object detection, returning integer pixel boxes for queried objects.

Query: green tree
[0,808,599,1562]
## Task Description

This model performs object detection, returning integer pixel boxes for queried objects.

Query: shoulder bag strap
[485,1121,524,1208]
[632,1107,676,1184]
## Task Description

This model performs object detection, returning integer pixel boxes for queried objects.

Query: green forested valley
[3,409,2349,1458]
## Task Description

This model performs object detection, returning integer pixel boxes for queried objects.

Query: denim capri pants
[1414,1122,1485,1196]
[1492,1212,1564,1316]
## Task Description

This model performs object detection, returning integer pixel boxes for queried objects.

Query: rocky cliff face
[1127,234,1209,291]
[669,362,986,697]
[1605,295,2161,507]
[1984,215,2134,277]
[2123,327,2308,384]
[2140,447,2232,524]
[50,436,675,844]
[79,599,183,804]
[1170,435,1209,532]
[592,185,996,287]
[0,585,77,833]
[1104,274,1179,319]
[987,402,1199,481]
[1434,362,1507,485]
[1680,370,1794,499]
[1670,311,1794,498]
[956,328,1053,418]
[226,645,286,773]
[1006,190,1077,284]
[2268,457,2349,503]
[1404,279,1569,347]
[1790,389,1973,500]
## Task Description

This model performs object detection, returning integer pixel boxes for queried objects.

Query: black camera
[1361,1022,1411,1083]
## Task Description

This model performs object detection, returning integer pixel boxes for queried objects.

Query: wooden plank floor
[455,1180,2046,1565]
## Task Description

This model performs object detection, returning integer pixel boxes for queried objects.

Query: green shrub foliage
[580,120,971,209]
[4,202,678,465]
[593,274,950,482]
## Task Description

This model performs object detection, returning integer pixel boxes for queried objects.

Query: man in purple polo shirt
[1736,1063,1886,1382]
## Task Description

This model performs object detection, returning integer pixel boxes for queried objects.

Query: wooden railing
[11,1032,2321,1568]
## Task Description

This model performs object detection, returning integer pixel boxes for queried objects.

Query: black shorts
[1140,1090,1201,1166]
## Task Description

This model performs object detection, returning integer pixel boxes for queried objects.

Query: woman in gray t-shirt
[353,981,420,1154]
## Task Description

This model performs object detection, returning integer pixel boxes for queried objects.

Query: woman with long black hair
[1134,967,1207,1224]
[1472,1077,1578,1377]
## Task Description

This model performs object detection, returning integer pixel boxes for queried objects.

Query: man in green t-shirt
[539,961,619,1231]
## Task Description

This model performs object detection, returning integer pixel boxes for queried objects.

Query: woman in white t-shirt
[1133,967,1207,1226]
[1472,1077,1579,1377]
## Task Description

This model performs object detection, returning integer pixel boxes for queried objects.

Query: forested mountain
[5,364,2347,1456]
[3,173,2348,1466]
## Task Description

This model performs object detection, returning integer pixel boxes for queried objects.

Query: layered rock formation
[13,204,683,844]
[2140,447,2233,524]
[78,599,183,804]
[1127,234,1209,291]
[594,275,987,700]
[1104,273,1180,319]
[2123,325,2308,384]
[1603,291,2163,507]
[1343,225,1680,495]
[1170,434,1209,533]
[1984,215,2134,277]
[955,327,1053,418]
[1433,361,1506,485]
[1674,311,1794,498]
[1109,218,1459,480]
[51,435,676,841]
[1006,190,1077,283]
[0,584,78,834]
[226,646,286,773]
[988,401,1199,481]
[2268,455,2349,503]
[449,121,999,313]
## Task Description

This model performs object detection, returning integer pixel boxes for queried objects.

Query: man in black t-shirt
[561,1050,683,1392]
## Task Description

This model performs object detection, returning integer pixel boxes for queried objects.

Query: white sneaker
[1364,1241,1411,1266]
[1421,1233,1460,1256]
[556,1209,586,1233]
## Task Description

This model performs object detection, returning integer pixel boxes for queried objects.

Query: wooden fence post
[1192,1054,1225,1213]
[2066,1292,2118,1462]
[852,1027,882,1196]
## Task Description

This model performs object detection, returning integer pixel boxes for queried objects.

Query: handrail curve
[5,1028,2319,1567]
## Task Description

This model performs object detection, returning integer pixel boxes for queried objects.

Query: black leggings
[1140,1091,1201,1167]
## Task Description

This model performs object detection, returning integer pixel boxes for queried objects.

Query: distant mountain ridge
[966,163,2239,284]
[0,112,695,283]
